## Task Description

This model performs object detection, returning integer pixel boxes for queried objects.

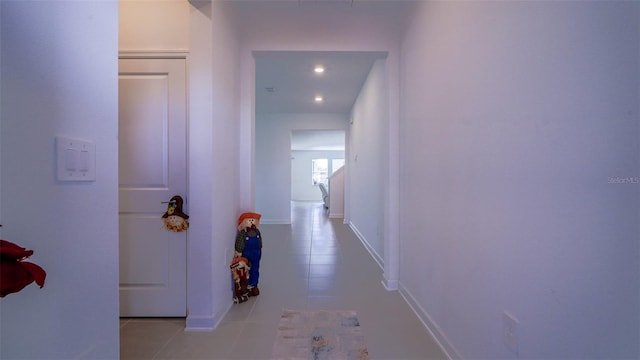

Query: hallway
[120,202,446,359]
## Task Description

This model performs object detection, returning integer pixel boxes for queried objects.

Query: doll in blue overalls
[234,212,262,297]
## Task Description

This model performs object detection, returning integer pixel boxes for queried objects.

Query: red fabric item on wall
[0,240,46,297]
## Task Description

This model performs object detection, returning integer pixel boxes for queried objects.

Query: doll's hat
[162,195,189,219]
[238,212,261,225]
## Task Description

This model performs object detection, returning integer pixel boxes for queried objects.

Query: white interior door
[118,57,187,317]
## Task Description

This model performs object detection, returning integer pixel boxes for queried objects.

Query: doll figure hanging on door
[162,195,189,232]
[233,212,262,297]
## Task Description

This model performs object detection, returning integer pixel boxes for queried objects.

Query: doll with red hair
[234,212,262,297]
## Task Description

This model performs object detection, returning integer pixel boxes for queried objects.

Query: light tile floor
[120,202,447,359]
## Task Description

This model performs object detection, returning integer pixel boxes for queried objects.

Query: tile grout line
[228,312,255,358]
[306,204,315,307]
[150,323,185,360]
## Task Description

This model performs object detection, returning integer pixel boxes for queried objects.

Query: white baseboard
[348,222,384,270]
[185,300,233,332]
[349,222,454,358]
[382,278,399,291]
[399,283,461,360]
[185,315,215,332]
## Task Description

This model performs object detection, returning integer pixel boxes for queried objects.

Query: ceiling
[255,51,387,114]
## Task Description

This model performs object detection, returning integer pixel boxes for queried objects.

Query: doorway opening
[253,50,385,224]
[291,129,345,204]
[250,48,399,291]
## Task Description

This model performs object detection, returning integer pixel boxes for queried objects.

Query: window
[311,159,328,185]
[312,158,345,185]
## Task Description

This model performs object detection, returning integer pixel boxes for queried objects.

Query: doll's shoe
[233,292,249,304]
[249,287,260,297]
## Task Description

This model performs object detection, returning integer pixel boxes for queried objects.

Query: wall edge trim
[348,221,383,269]
[398,283,462,360]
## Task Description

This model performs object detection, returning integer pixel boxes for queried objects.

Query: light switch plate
[56,136,96,181]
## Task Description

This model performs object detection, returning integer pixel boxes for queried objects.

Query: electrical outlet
[503,311,519,355]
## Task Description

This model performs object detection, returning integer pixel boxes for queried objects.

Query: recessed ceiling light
[314,66,325,74]
[314,95,324,103]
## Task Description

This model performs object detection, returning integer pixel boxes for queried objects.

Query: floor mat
[272,309,369,359]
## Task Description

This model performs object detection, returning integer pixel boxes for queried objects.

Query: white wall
[186,0,216,330]
[119,0,189,52]
[349,59,387,266]
[291,150,345,202]
[256,113,348,223]
[207,0,242,328]
[328,167,345,219]
[399,2,640,359]
[0,1,120,358]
